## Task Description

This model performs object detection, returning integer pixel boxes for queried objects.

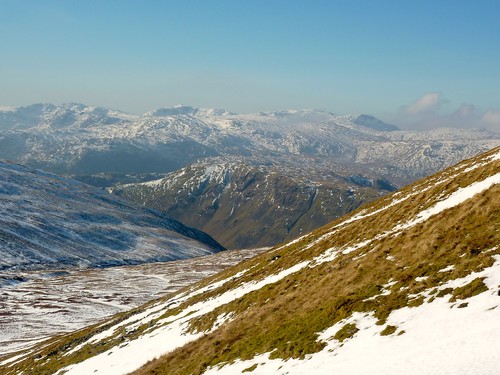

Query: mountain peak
[0,103,138,130]
[352,114,400,131]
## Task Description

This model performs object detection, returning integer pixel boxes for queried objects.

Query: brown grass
[133,181,499,375]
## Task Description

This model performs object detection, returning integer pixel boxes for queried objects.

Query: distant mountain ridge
[0,103,498,185]
[0,160,223,272]
[352,114,400,131]
[3,147,498,375]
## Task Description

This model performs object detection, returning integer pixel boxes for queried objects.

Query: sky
[1,0,500,131]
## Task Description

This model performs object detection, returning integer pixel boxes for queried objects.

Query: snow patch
[204,257,500,375]
[58,261,310,374]
[396,172,500,231]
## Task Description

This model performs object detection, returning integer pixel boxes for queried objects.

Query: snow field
[58,261,311,374]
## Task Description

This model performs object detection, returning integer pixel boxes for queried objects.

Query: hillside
[110,157,395,248]
[2,147,498,374]
[0,161,223,272]
[0,248,265,355]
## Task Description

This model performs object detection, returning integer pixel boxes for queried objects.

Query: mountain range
[0,103,498,183]
[2,146,498,374]
[109,156,395,248]
[2,103,498,248]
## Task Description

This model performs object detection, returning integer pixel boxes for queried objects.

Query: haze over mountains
[1,103,499,249]
[3,146,498,375]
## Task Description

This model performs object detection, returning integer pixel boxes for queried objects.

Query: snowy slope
[2,147,499,374]
[0,161,223,271]
[0,248,266,355]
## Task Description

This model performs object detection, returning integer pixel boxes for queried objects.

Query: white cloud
[452,103,476,119]
[481,110,500,128]
[402,92,445,115]
[387,93,500,132]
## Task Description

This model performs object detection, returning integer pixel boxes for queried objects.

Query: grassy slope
[134,147,500,375]
[1,147,498,375]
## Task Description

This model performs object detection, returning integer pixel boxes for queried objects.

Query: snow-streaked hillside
[2,147,499,375]
[0,248,266,355]
[0,161,223,271]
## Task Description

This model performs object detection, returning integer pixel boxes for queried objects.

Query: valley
[0,104,499,374]
[2,103,498,249]
[0,247,266,355]
[0,159,223,271]
[109,156,395,248]
[3,2,499,373]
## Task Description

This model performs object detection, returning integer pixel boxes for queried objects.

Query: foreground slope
[0,161,223,271]
[1,147,499,374]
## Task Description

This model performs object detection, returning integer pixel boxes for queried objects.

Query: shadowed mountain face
[3,147,499,375]
[110,157,396,249]
[0,160,223,272]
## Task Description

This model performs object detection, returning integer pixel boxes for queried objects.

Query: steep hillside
[2,147,498,374]
[0,161,223,271]
[110,157,395,248]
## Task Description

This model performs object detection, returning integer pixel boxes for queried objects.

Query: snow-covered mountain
[2,103,498,249]
[0,103,498,184]
[3,147,498,374]
[0,160,223,271]
[0,103,138,130]
[110,156,395,248]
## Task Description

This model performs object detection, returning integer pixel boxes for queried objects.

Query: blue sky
[1,0,500,130]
